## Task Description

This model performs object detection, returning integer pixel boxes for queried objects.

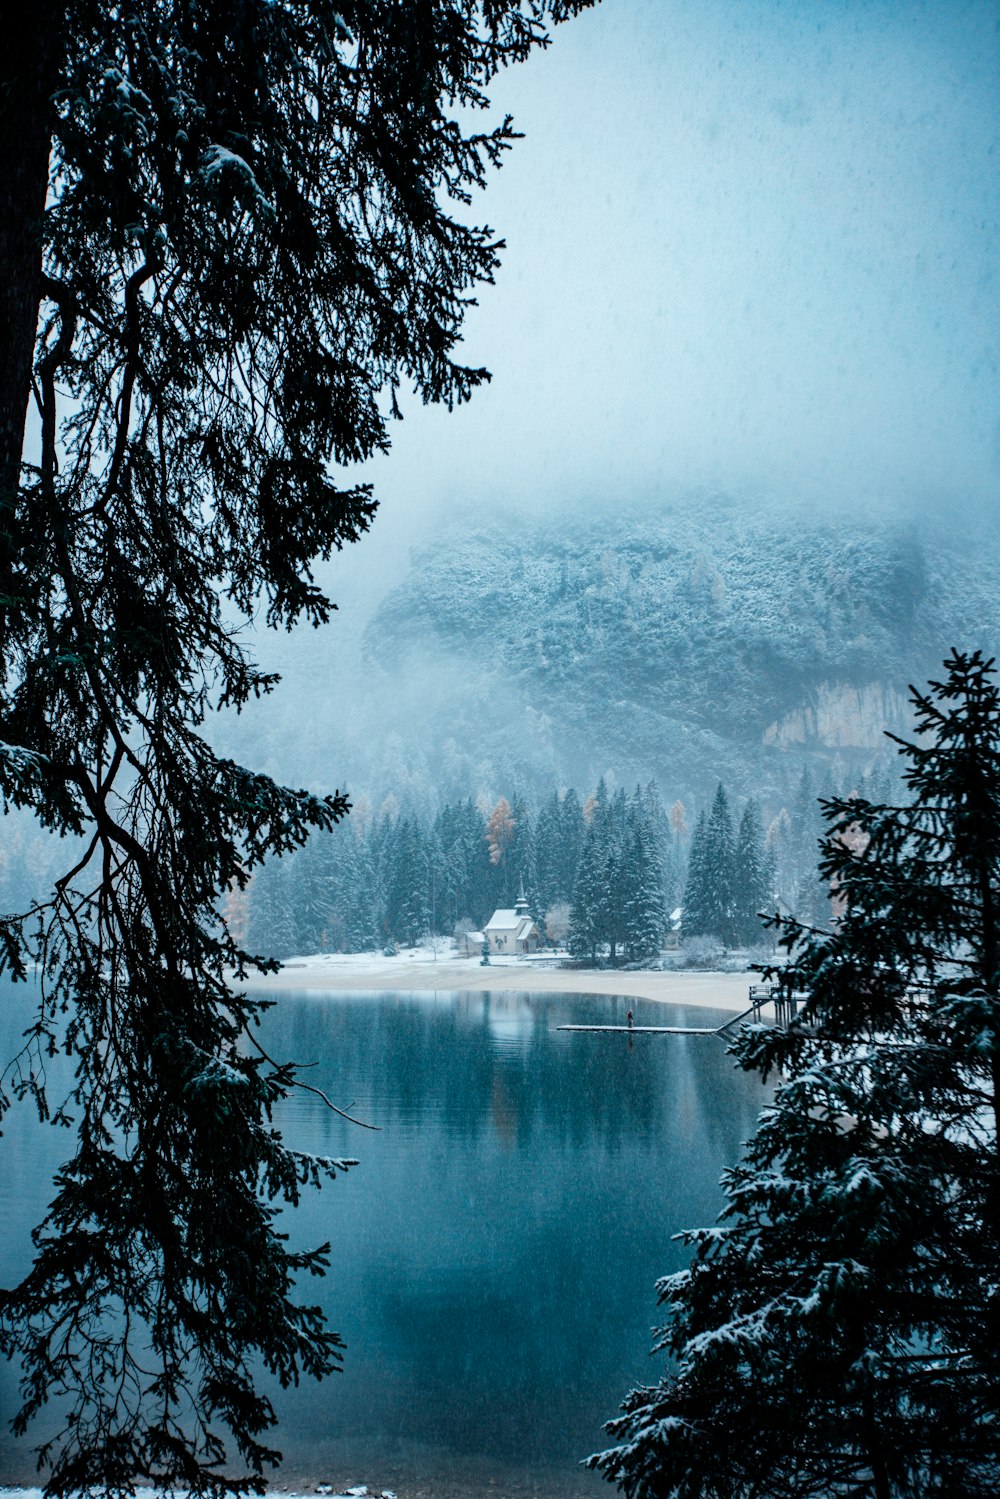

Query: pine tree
[458,797,494,927]
[703,782,736,943]
[0,6,594,1491]
[681,809,711,939]
[592,651,1000,1499]
[433,801,463,933]
[603,787,630,963]
[622,793,666,964]
[535,790,564,914]
[370,805,399,945]
[245,855,298,960]
[766,804,795,912]
[559,787,586,901]
[641,779,672,924]
[731,798,773,947]
[682,785,735,944]
[339,824,381,953]
[383,816,430,946]
[507,793,540,916]
[287,834,332,955]
[535,787,584,945]
[569,814,608,964]
[424,822,449,938]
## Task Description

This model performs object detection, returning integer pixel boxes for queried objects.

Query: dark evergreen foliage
[247,795,502,955]
[603,788,630,963]
[682,785,778,948]
[568,813,607,964]
[0,3,593,1493]
[506,793,541,917]
[682,784,735,943]
[382,816,430,947]
[558,788,586,899]
[641,780,673,914]
[534,790,565,914]
[680,808,711,940]
[246,855,298,960]
[702,782,736,943]
[567,783,666,966]
[592,651,1000,1499]
[622,790,667,963]
[731,797,773,946]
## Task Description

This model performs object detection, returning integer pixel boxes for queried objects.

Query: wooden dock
[556,983,805,1038]
[557,1024,720,1035]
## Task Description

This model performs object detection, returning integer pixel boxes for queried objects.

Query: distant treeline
[235,761,898,964]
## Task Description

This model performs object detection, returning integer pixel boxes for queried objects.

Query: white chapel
[482,887,543,955]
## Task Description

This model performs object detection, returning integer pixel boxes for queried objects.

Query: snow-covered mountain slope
[352,498,1000,805]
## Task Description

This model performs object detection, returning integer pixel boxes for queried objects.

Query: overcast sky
[342,0,999,583]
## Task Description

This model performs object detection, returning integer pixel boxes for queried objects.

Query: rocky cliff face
[762,682,913,751]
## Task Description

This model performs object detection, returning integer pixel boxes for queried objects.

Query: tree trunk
[0,0,64,647]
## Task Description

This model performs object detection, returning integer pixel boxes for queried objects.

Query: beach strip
[237,953,761,1013]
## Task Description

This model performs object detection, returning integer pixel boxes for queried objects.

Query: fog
[371,0,999,524]
[224,0,1000,807]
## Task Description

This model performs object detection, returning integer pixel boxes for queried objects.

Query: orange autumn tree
[486,796,516,868]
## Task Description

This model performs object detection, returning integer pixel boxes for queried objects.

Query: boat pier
[556,982,804,1038]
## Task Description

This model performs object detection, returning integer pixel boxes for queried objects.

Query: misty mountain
[354,500,1000,806]
[214,499,1000,815]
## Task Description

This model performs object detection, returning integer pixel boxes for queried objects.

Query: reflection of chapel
[483,887,542,955]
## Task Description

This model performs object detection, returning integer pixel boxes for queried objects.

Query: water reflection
[273,990,750,1158]
[1,984,767,1496]
[254,989,766,1492]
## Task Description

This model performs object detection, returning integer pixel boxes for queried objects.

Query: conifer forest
[237,762,898,964]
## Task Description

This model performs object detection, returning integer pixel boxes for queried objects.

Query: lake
[0,984,767,1497]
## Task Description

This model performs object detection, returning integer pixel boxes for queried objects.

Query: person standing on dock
[627,1010,634,1029]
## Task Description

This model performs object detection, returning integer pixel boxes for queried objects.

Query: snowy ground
[236,943,762,1013]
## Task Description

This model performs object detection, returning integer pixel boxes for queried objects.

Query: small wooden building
[482,889,542,955]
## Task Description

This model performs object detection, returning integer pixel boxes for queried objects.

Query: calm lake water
[0,983,767,1497]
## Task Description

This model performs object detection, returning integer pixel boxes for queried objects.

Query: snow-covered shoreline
[236,947,760,1013]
